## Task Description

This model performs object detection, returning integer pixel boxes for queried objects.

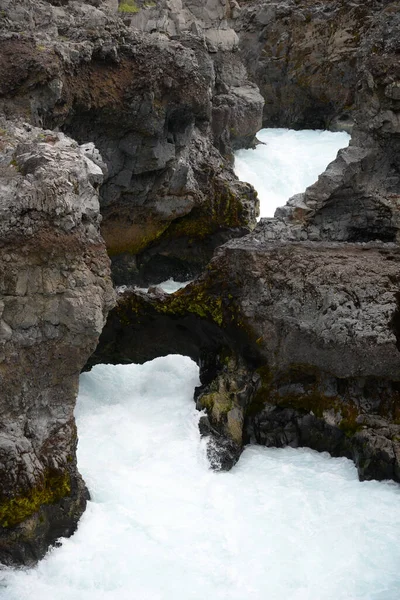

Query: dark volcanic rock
[2,0,400,567]
[0,0,263,563]
[0,120,114,565]
[0,0,262,285]
[235,0,374,130]
[254,3,400,251]
[92,238,400,482]
[81,0,400,484]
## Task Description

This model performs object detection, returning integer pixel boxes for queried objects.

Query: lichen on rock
[0,470,71,529]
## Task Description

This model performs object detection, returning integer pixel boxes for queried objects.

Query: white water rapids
[2,356,400,600]
[117,278,191,296]
[234,128,351,218]
[2,129,400,599]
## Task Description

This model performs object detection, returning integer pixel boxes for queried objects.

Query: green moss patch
[164,184,246,242]
[159,285,225,326]
[117,278,240,328]
[118,0,140,13]
[0,471,71,528]
[200,391,233,417]
[246,363,362,437]
[104,221,170,257]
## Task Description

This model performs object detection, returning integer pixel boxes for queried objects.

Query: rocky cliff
[0,119,114,564]
[253,0,400,249]
[0,0,262,285]
[1,0,400,568]
[92,237,400,481]
[91,0,400,483]
[0,0,262,563]
[235,0,382,132]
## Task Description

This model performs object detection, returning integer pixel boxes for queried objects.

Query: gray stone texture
[1,0,400,566]
[91,0,400,485]
[0,119,114,564]
[0,0,263,285]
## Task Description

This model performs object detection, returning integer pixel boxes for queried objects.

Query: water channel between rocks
[2,130,400,600]
[2,356,400,600]
[234,128,351,218]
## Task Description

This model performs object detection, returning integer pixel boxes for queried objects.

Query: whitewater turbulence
[234,128,351,218]
[117,278,192,296]
[2,355,400,600]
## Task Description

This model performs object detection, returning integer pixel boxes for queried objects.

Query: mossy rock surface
[246,362,363,429]
[163,184,247,242]
[118,0,140,13]
[0,470,71,528]
[116,276,242,329]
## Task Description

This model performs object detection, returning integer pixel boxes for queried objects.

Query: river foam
[234,128,350,218]
[2,355,400,600]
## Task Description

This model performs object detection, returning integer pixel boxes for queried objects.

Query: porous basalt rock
[0,0,262,565]
[80,0,400,485]
[92,237,400,481]
[235,0,373,130]
[2,0,400,569]
[0,0,262,285]
[249,2,400,251]
[0,120,114,565]
[211,1,400,479]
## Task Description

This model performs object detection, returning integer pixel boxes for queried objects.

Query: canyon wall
[1,0,400,566]
[236,0,369,130]
[0,0,262,563]
[0,0,262,285]
[0,120,114,564]
[92,0,400,482]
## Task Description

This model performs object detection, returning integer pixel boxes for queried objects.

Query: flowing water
[2,129,400,599]
[234,128,351,218]
[2,356,400,600]
[117,279,192,296]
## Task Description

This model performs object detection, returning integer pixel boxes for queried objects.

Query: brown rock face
[90,0,400,483]
[0,0,263,285]
[235,0,375,130]
[0,121,114,565]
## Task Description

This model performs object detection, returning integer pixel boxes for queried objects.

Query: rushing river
[2,129,400,599]
[234,128,351,218]
[2,356,400,600]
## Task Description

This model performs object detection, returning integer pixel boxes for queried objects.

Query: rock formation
[91,0,400,483]
[0,0,262,285]
[1,0,400,568]
[236,0,368,131]
[0,119,114,564]
[92,237,400,481]
[255,0,400,249]
[0,0,261,563]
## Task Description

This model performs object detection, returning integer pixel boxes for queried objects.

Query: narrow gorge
[0,0,400,595]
